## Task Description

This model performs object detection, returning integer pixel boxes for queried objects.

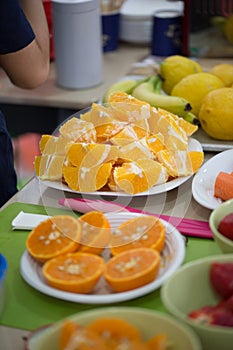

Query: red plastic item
[43,0,55,61]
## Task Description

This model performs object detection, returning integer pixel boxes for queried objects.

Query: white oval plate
[192,149,233,210]
[20,212,186,304]
[39,138,202,197]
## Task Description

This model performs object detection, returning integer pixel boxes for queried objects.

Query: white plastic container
[52,0,103,89]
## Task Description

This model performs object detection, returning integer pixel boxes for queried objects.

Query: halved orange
[78,211,111,255]
[87,318,142,349]
[26,215,81,262]
[42,251,105,293]
[62,165,80,191]
[109,215,165,256]
[104,247,161,292]
[59,117,96,143]
[60,320,107,350]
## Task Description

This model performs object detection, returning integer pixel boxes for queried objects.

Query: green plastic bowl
[161,254,233,350]
[209,198,233,254]
[26,307,202,350]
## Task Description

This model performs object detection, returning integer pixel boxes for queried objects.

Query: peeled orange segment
[146,333,170,350]
[157,149,203,177]
[80,103,123,126]
[148,108,188,151]
[118,138,154,162]
[109,124,149,146]
[66,143,119,168]
[145,132,166,156]
[78,211,111,255]
[60,320,107,350]
[189,151,204,173]
[79,161,113,192]
[104,247,161,292]
[42,252,105,293]
[109,92,151,130]
[26,215,81,262]
[34,154,65,181]
[62,165,80,191]
[114,159,168,194]
[95,121,128,143]
[87,318,142,349]
[39,134,72,156]
[59,117,96,143]
[157,108,198,137]
[109,214,165,256]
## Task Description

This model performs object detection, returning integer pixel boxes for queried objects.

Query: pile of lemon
[159,55,233,141]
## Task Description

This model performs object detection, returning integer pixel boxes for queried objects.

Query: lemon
[224,14,233,44]
[159,55,202,95]
[199,87,233,140]
[171,72,224,116]
[209,64,233,87]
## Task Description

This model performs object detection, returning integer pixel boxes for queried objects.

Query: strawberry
[210,262,233,299]
[189,305,233,327]
[218,213,233,241]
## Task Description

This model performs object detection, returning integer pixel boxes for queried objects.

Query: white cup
[52,0,103,89]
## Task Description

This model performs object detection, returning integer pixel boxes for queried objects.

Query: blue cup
[0,254,8,316]
[102,12,120,52]
[151,9,183,56]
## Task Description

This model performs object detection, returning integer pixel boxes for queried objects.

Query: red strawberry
[210,262,233,299]
[189,305,233,327]
[218,295,233,313]
[218,213,233,241]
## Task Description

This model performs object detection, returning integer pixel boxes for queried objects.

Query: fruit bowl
[209,198,233,253]
[25,307,202,350]
[161,255,233,350]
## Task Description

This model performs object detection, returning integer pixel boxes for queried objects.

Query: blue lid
[0,254,7,281]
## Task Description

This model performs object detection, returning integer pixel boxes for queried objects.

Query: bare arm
[0,0,50,89]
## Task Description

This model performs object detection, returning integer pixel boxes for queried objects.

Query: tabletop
[1,46,233,350]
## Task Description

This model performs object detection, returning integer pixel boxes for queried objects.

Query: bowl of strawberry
[161,255,233,350]
[210,198,233,254]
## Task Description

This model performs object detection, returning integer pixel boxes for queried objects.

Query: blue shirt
[0,0,35,206]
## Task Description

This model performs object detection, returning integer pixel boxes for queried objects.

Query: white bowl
[27,307,202,350]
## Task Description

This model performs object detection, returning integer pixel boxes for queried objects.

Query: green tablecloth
[0,202,221,331]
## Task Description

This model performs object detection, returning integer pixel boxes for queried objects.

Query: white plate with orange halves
[20,212,186,304]
[192,148,233,210]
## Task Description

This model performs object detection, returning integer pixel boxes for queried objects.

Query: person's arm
[0,0,50,89]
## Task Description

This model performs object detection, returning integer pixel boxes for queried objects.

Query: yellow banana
[103,78,145,103]
[131,75,192,118]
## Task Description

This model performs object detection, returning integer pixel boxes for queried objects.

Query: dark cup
[102,12,120,52]
[151,9,183,56]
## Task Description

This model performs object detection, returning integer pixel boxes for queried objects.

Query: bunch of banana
[103,75,199,125]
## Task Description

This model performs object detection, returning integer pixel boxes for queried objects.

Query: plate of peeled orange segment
[21,212,186,304]
[192,149,233,210]
[35,92,204,196]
